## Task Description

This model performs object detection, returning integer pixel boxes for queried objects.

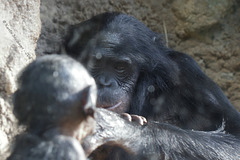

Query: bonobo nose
[98,75,112,87]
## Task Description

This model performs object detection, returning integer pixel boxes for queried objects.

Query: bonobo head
[64,12,177,114]
[13,54,97,134]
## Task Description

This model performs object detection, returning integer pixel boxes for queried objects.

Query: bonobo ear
[73,86,95,117]
[65,26,81,50]
[63,25,82,57]
[64,21,97,58]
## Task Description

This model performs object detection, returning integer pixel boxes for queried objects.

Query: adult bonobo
[64,12,240,159]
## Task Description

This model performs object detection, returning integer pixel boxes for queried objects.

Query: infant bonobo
[8,54,97,160]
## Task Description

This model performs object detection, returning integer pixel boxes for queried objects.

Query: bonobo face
[84,32,139,113]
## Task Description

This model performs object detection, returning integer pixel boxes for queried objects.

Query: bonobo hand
[81,108,144,156]
[121,113,147,126]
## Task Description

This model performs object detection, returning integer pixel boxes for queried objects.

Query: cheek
[108,95,131,113]
[96,88,132,113]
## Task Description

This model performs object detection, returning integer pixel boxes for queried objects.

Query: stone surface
[0,0,41,159]
[172,0,234,39]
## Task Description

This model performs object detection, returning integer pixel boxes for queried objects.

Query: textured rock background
[1,0,240,159]
[0,0,41,159]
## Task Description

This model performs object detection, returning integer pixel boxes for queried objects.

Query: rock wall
[0,0,41,159]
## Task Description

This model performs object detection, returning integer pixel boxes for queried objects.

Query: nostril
[98,76,112,87]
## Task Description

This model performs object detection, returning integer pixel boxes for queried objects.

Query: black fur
[64,12,240,159]
[8,55,96,160]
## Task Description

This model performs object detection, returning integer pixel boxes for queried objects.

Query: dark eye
[114,64,126,73]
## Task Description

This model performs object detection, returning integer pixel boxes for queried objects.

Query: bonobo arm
[82,108,240,160]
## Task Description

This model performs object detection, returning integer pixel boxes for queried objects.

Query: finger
[131,115,147,125]
[120,113,132,122]
[141,116,147,124]
[131,115,145,125]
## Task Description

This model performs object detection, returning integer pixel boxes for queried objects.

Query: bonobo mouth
[97,101,122,110]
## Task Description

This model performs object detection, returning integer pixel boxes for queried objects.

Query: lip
[98,101,122,110]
